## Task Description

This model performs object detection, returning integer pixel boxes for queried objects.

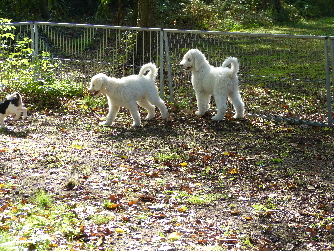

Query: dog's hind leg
[156,101,168,119]
[137,99,156,120]
[127,102,141,126]
[229,92,244,118]
[212,94,227,120]
[195,93,211,116]
[147,96,168,119]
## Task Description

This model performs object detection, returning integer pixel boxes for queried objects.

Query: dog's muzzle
[180,63,191,71]
[89,90,99,96]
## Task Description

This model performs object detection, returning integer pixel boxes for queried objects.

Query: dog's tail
[222,57,239,76]
[139,63,158,79]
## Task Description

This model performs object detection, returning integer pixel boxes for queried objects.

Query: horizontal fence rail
[0,22,333,126]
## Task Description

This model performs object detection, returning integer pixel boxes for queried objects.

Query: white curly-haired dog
[180,49,244,120]
[88,63,168,127]
[0,92,27,128]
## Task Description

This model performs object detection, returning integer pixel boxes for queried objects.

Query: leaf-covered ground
[0,108,333,251]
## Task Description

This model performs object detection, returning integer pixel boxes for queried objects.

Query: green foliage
[159,0,334,31]
[286,0,334,17]
[0,19,83,109]
[32,190,53,209]
[1,0,334,31]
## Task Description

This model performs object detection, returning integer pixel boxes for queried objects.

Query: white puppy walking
[180,49,244,120]
[88,63,168,126]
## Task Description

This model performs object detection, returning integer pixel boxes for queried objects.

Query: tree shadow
[98,111,262,143]
[0,127,29,138]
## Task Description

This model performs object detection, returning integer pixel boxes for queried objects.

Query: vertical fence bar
[163,31,174,102]
[325,37,333,127]
[30,22,38,61]
[159,29,164,98]
[329,37,334,126]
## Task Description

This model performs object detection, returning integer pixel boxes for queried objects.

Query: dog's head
[180,49,207,72]
[88,73,108,96]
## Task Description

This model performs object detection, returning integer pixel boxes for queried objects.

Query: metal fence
[1,22,333,126]
[1,22,165,95]
[164,29,333,126]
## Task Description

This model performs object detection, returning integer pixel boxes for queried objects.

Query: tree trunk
[261,0,284,21]
[137,0,156,27]
[38,0,50,20]
[135,0,156,66]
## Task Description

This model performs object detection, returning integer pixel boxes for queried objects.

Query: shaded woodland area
[1,0,334,30]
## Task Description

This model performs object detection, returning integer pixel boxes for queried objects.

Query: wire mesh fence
[0,22,164,95]
[1,22,333,126]
[164,29,333,126]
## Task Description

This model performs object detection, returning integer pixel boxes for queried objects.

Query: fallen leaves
[0,113,333,250]
[167,232,181,241]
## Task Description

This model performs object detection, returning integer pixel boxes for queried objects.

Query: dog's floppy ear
[194,50,205,71]
[94,78,103,91]
[92,73,109,91]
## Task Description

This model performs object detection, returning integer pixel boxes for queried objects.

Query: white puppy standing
[0,92,27,128]
[180,49,244,120]
[88,63,168,127]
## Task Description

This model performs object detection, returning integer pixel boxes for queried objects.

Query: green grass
[238,17,334,36]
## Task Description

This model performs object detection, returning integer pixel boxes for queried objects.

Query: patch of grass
[155,151,184,163]
[240,17,334,36]
[89,214,115,225]
[32,190,53,209]
[167,190,226,205]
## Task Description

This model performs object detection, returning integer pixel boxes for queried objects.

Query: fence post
[163,30,174,102]
[30,22,38,61]
[325,37,333,126]
[159,29,164,99]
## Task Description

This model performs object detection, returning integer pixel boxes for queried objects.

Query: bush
[0,19,83,110]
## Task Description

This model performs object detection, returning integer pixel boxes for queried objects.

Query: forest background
[1,0,334,32]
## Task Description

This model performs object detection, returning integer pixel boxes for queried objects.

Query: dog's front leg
[195,92,210,116]
[103,105,119,126]
[22,108,28,119]
[0,116,5,128]
[13,112,21,121]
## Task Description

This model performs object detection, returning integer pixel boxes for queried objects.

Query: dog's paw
[211,115,224,121]
[144,115,154,120]
[195,111,205,116]
[233,114,244,119]
[99,121,111,126]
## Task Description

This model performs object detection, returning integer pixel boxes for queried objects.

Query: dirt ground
[0,110,333,250]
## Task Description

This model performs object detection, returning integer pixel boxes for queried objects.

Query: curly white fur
[88,63,168,127]
[180,49,244,120]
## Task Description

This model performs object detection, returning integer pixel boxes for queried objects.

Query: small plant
[166,190,225,205]
[89,214,115,225]
[33,190,53,209]
[155,151,181,162]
